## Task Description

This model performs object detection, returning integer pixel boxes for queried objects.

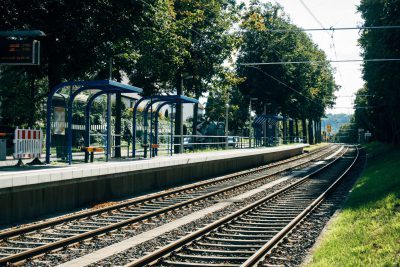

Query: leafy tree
[127,0,240,150]
[0,0,149,87]
[353,86,374,135]
[0,67,47,127]
[335,123,357,143]
[0,0,150,129]
[204,69,246,134]
[236,1,336,143]
[357,0,400,144]
[127,0,186,95]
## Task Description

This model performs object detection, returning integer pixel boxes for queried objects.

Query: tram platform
[0,144,307,225]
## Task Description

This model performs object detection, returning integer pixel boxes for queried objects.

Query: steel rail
[125,146,351,267]
[0,145,337,265]
[0,144,333,240]
[241,146,359,267]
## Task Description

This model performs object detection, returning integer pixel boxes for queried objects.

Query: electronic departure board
[0,39,40,65]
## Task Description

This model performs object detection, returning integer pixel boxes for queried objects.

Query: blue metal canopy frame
[147,98,197,158]
[252,114,287,147]
[45,80,142,164]
[252,114,284,127]
[132,95,198,158]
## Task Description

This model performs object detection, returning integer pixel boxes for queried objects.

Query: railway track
[0,144,338,266]
[125,145,358,267]
[256,150,366,267]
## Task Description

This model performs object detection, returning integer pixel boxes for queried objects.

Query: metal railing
[46,131,308,162]
[133,134,307,158]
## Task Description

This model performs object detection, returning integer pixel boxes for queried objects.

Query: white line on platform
[58,176,292,267]
[324,145,344,160]
[0,145,306,186]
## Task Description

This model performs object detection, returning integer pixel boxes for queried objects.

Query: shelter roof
[253,114,284,126]
[55,80,143,94]
[139,95,199,104]
[0,30,46,37]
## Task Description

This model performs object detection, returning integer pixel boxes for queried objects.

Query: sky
[242,0,364,114]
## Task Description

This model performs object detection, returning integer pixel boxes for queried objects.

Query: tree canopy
[1,0,337,137]
[236,1,336,121]
[355,0,400,144]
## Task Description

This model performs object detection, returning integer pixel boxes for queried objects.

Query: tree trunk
[319,120,322,143]
[308,119,314,144]
[47,38,62,93]
[302,118,307,143]
[192,87,201,143]
[289,119,294,143]
[313,120,317,143]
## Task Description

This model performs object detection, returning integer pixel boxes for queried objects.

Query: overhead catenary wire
[299,0,327,34]
[263,25,400,32]
[298,0,347,97]
[336,95,375,97]
[240,58,400,65]
[331,106,381,109]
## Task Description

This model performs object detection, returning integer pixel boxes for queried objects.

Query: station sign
[326,124,332,133]
[0,39,40,65]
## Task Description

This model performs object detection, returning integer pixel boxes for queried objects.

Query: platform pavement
[0,144,307,190]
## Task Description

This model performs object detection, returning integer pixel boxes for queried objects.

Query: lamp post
[225,103,229,149]
[175,74,193,154]
[106,58,113,161]
[249,97,258,148]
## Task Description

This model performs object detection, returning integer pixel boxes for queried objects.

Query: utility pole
[174,74,193,154]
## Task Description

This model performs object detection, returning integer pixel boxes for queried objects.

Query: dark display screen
[0,39,40,65]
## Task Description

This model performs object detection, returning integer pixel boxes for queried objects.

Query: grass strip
[307,142,400,266]
[304,143,329,152]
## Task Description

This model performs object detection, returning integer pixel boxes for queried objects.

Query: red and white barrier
[13,128,43,159]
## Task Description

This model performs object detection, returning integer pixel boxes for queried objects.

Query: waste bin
[0,139,6,160]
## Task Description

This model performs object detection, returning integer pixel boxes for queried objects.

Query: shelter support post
[106,93,112,161]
